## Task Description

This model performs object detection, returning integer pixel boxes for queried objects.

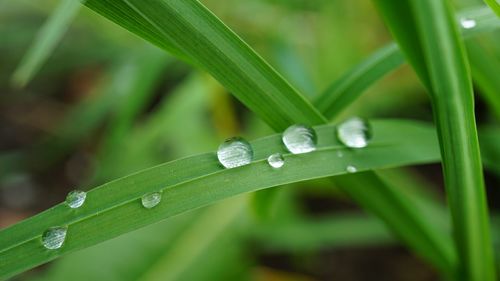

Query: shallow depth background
[1,0,499,280]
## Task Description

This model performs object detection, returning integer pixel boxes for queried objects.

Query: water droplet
[141,192,162,209]
[282,124,317,154]
[42,227,67,250]
[460,18,476,29]
[346,165,357,173]
[336,151,343,158]
[336,117,372,148]
[65,190,86,209]
[267,153,285,168]
[217,137,253,168]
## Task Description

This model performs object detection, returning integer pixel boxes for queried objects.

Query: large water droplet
[42,227,67,250]
[460,18,476,29]
[141,192,162,209]
[346,165,357,173]
[282,124,317,154]
[267,153,285,168]
[336,117,372,148]
[217,137,253,168]
[66,190,86,209]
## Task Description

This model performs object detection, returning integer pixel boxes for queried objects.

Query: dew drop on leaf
[141,192,162,209]
[282,124,317,154]
[65,190,86,209]
[267,153,285,168]
[217,137,253,168]
[42,227,67,250]
[336,117,372,148]
[460,18,476,29]
[346,165,358,173]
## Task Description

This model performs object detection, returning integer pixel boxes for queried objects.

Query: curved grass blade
[336,172,456,276]
[315,6,500,119]
[466,39,500,120]
[373,0,497,279]
[314,43,404,119]
[11,0,83,88]
[484,0,500,18]
[253,214,394,251]
[138,197,246,281]
[83,0,327,131]
[0,119,441,279]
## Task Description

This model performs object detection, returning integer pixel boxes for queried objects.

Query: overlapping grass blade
[3,0,461,278]
[0,119,442,279]
[84,0,326,131]
[314,43,404,119]
[373,0,496,280]
[11,0,82,88]
[484,0,500,17]
[314,6,500,119]
[80,2,459,273]
[336,172,456,275]
[466,39,500,119]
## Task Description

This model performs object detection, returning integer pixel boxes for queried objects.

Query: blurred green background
[1,0,499,280]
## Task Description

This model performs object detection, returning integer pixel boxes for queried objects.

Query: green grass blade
[484,0,500,17]
[466,40,500,119]
[373,0,497,279]
[314,6,500,120]
[336,172,456,276]
[253,214,395,251]
[11,0,82,88]
[138,197,246,281]
[0,119,442,279]
[83,0,327,131]
[314,43,404,119]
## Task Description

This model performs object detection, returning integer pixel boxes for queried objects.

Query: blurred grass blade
[84,0,326,131]
[373,0,496,280]
[466,40,500,120]
[11,0,82,88]
[254,214,394,251]
[139,197,246,281]
[336,172,456,276]
[0,119,442,279]
[484,0,500,17]
[314,43,404,119]
[315,6,500,119]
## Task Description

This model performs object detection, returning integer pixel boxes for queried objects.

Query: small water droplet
[336,117,372,148]
[460,18,476,29]
[282,124,317,154]
[66,190,86,209]
[141,192,162,209]
[267,153,285,168]
[42,227,67,250]
[336,151,343,158]
[346,165,357,173]
[217,137,253,168]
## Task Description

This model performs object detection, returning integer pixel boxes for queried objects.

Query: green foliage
[1,0,499,280]
[373,0,496,280]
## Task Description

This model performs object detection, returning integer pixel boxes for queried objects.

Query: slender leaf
[336,172,456,275]
[484,0,500,17]
[81,3,458,274]
[466,39,500,119]
[314,43,403,119]
[138,196,246,281]
[83,0,327,131]
[0,119,442,279]
[373,0,496,279]
[315,6,500,119]
[253,214,395,251]
[11,0,82,88]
